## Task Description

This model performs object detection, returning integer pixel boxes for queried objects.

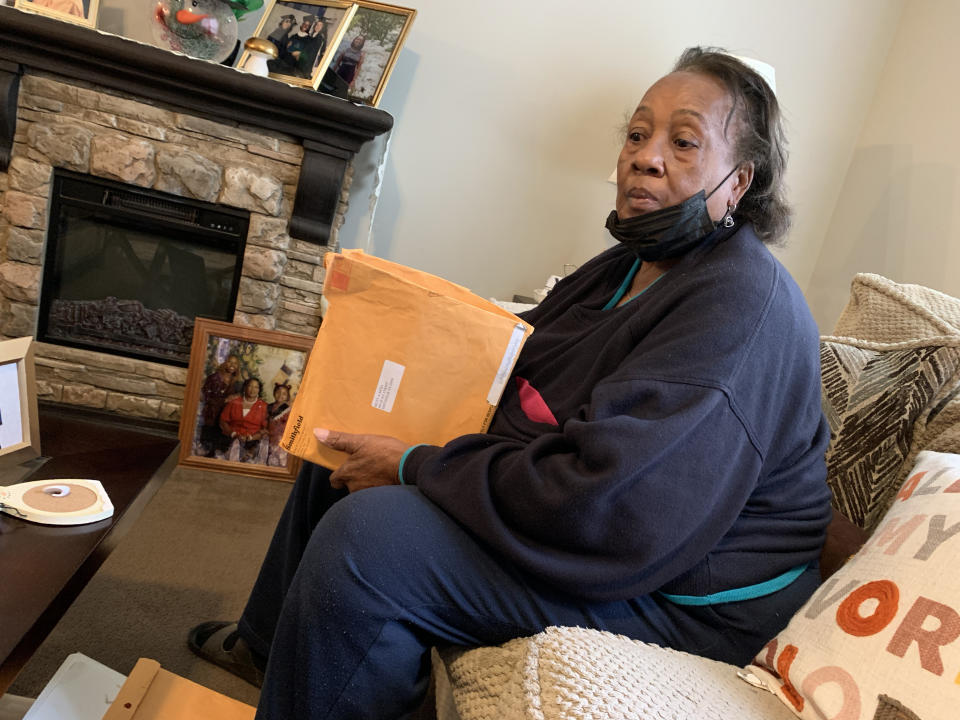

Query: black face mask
[605,166,739,261]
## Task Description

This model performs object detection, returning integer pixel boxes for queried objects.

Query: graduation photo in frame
[319,0,416,106]
[239,0,357,89]
[178,319,313,482]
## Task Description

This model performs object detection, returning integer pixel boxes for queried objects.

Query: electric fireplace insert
[37,170,249,366]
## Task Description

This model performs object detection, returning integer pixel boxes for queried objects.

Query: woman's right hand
[314,428,406,493]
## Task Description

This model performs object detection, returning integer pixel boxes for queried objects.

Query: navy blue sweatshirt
[402,224,832,602]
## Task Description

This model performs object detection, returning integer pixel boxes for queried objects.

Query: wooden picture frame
[14,0,99,28]
[318,0,416,106]
[239,0,357,90]
[178,319,314,482]
[0,336,41,476]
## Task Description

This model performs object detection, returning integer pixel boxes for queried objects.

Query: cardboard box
[102,658,255,720]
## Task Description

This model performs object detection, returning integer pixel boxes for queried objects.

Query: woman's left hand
[314,428,407,493]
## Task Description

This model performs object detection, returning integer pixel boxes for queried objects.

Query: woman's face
[245,380,260,399]
[616,71,749,222]
[274,387,290,404]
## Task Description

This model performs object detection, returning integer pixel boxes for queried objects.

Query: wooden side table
[0,403,179,695]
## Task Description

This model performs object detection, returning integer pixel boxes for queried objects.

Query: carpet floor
[8,464,292,708]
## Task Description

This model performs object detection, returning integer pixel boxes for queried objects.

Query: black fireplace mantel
[0,6,394,245]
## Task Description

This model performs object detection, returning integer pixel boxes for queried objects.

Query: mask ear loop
[705,165,741,200]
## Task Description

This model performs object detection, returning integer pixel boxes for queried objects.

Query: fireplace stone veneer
[0,7,393,422]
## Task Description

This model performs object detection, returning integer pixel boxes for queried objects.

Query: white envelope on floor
[24,652,126,720]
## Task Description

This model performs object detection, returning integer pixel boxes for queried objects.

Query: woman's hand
[314,428,406,493]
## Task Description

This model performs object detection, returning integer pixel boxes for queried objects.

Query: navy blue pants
[241,462,819,720]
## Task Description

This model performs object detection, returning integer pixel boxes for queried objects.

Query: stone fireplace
[0,7,392,423]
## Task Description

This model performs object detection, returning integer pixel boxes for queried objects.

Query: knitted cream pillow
[744,450,960,720]
[435,627,795,720]
[820,274,960,533]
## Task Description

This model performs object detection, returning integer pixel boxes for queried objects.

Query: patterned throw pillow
[820,274,960,534]
[743,450,960,720]
[821,341,960,532]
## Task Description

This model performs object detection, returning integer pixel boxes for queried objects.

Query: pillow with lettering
[744,450,960,720]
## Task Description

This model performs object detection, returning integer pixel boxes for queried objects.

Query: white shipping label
[487,323,528,405]
[372,360,405,412]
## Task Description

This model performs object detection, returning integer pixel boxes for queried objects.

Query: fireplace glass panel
[38,171,249,366]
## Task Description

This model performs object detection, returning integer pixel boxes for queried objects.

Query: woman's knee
[297,486,434,595]
[318,485,422,539]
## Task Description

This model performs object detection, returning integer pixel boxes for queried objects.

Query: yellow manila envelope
[102,658,256,719]
[281,249,534,470]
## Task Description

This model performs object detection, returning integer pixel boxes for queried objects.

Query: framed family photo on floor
[239,0,357,89]
[178,319,314,482]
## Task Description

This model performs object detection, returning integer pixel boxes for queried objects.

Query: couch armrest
[433,626,796,720]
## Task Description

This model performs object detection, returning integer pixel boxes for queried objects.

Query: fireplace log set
[47,297,194,361]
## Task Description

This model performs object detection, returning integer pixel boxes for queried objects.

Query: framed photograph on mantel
[318,1,416,106]
[14,0,99,28]
[178,319,314,482]
[239,0,357,90]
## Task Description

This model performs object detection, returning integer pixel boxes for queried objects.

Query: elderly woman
[189,47,831,719]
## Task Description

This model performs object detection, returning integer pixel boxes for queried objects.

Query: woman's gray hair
[673,47,791,244]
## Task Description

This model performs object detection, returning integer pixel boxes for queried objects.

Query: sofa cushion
[820,273,960,533]
[745,450,960,720]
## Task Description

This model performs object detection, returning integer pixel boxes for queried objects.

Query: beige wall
[360,0,905,302]
[808,0,960,331]
[96,0,906,305]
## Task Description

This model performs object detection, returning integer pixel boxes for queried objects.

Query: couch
[430,273,960,720]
